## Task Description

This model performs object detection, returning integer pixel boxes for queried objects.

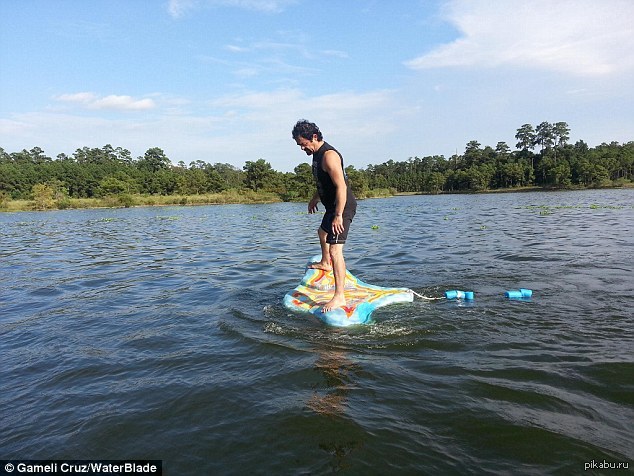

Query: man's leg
[322,243,346,312]
[309,227,332,270]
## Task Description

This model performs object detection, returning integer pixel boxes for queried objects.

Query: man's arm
[308,191,320,214]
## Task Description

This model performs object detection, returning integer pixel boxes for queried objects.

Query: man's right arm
[308,192,320,214]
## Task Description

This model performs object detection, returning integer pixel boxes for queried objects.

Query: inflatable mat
[283,255,414,326]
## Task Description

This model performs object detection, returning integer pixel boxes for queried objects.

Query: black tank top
[312,142,357,212]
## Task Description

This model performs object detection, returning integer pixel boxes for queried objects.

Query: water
[1,189,632,475]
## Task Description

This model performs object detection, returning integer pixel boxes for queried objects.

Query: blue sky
[1,0,633,172]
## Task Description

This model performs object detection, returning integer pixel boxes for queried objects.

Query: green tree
[203,164,226,193]
[98,173,137,196]
[179,169,208,195]
[553,122,570,147]
[289,162,314,200]
[30,147,51,164]
[137,147,171,173]
[494,142,512,187]
[31,181,67,209]
[11,148,51,164]
[592,164,610,186]
[500,162,525,187]
[32,183,54,209]
[214,163,245,189]
[0,147,10,163]
[616,142,633,181]
[423,171,445,193]
[543,158,572,187]
[463,140,482,168]
[470,164,495,190]
[346,165,369,197]
[99,177,129,195]
[535,121,555,152]
[243,159,275,192]
[515,124,536,151]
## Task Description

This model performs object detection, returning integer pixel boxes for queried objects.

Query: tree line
[1,121,632,208]
[363,122,632,194]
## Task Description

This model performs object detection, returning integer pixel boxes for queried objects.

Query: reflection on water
[308,349,352,417]
[307,348,365,469]
[1,190,633,474]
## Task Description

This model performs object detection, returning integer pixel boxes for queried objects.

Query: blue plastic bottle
[445,290,464,299]
[445,290,475,300]
[505,289,533,298]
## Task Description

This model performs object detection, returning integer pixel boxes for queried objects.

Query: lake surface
[1,189,632,475]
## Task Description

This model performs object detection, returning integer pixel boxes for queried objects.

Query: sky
[1,0,633,172]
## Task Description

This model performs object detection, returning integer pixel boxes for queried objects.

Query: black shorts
[320,207,356,245]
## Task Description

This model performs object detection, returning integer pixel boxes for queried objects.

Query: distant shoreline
[395,183,634,196]
[1,184,632,213]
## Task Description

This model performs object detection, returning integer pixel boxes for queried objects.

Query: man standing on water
[292,119,357,313]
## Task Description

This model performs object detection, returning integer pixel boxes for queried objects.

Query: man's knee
[329,244,344,260]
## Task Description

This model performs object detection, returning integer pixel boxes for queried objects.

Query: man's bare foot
[322,295,346,313]
[308,261,332,271]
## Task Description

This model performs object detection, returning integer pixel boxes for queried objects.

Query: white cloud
[168,0,197,18]
[4,88,405,170]
[406,0,634,76]
[55,93,157,111]
[0,117,33,137]
[321,50,349,59]
[209,46,318,79]
[210,88,303,109]
[225,44,250,53]
[233,67,260,78]
[226,0,294,13]
[90,95,156,111]
[4,75,632,172]
[56,92,98,104]
[219,31,347,81]
[168,0,296,18]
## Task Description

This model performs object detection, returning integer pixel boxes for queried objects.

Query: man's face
[295,135,318,155]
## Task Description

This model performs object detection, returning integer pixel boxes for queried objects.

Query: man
[292,119,357,312]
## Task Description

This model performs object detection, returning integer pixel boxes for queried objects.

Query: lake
[1,189,632,475]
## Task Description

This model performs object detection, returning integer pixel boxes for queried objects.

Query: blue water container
[505,289,533,298]
[445,290,475,300]
[445,290,464,299]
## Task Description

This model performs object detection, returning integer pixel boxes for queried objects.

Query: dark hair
[292,119,323,141]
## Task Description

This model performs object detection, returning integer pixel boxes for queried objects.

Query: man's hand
[308,196,320,214]
[332,215,344,235]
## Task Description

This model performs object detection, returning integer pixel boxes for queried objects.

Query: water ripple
[1,190,633,473]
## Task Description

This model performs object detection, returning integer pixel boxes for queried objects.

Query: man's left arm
[322,150,347,235]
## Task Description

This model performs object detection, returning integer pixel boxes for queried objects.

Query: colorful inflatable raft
[283,255,414,326]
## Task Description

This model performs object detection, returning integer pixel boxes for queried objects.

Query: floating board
[283,255,414,326]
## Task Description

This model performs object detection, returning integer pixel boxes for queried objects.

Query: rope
[409,289,445,301]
